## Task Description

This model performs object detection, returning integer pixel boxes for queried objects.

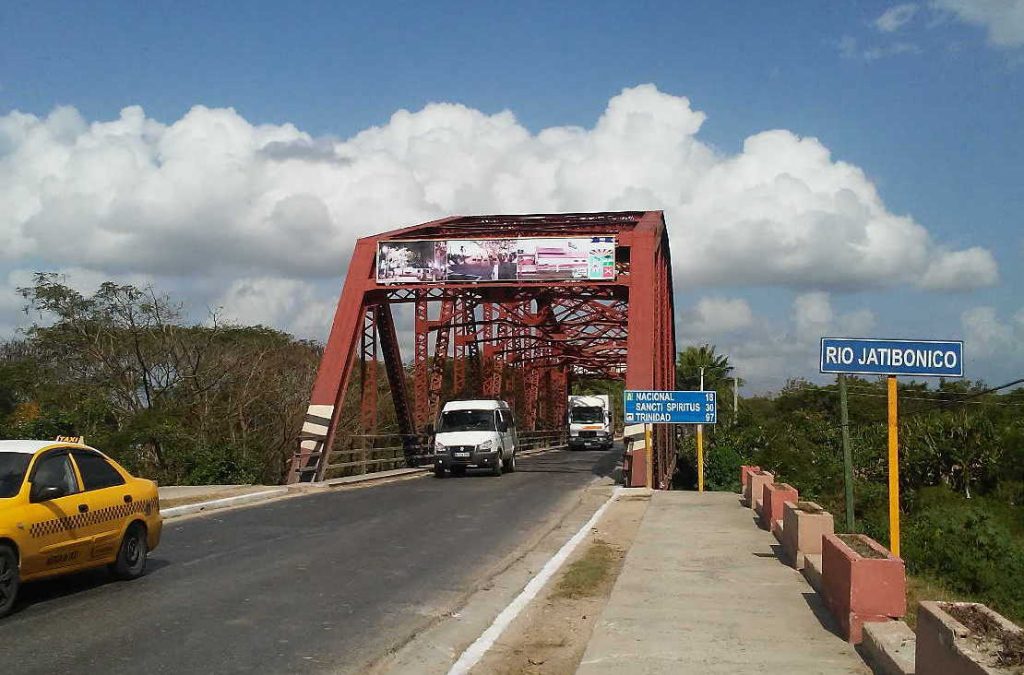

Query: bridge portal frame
[291,211,677,488]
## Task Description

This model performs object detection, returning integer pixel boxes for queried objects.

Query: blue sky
[1,1,1022,390]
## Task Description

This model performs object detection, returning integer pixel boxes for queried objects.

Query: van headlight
[477,440,494,451]
[435,442,447,454]
[570,430,580,437]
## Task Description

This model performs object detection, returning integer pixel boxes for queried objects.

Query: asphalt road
[1,447,620,675]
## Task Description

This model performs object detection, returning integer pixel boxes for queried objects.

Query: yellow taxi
[0,437,162,617]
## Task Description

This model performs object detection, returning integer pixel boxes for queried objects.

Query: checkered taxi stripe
[29,497,158,538]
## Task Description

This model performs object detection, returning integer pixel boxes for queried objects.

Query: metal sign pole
[696,424,704,493]
[838,374,855,532]
[644,423,653,489]
[887,375,900,557]
[698,367,705,493]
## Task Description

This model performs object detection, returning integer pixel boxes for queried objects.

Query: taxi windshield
[0,453,31,498]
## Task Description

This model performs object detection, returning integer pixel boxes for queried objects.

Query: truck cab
[568,394,613,450]
[433,400,518,477]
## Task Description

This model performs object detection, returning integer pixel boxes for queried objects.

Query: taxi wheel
[0,544,19,618]
[110,523,148,580]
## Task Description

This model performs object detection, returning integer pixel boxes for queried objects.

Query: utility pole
[733,376,739,425]
[838,374,855,532]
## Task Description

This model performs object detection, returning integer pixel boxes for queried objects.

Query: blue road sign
[623,390,717,424]
[820,338,964,377]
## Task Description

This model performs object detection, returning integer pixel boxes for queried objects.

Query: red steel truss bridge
[289,211,678,488]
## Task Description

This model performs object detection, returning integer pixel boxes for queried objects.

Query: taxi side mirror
[30,484,66,503]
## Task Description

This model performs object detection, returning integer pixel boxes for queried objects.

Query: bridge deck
[578,491,870,674]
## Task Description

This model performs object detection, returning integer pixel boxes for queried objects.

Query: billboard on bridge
[375,236,616,284]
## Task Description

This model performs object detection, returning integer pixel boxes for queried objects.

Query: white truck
[567,394,613,450]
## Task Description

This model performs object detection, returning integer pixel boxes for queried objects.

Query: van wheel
[492,453,503,476]
[0,544,19,618]
[503,452,516,473]
[110,523,148,580]
[434,466,446,478]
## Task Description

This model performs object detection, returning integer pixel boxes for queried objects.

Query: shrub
[902,487,1024,623]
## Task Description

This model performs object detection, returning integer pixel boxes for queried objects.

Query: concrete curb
[162,488,289,518]
[861,620,916,675]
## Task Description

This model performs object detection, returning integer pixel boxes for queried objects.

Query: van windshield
[0,453,31,498]
[571,406,605,423]
[439,410,497,433]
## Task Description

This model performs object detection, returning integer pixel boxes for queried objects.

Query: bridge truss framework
[291,211,678,488]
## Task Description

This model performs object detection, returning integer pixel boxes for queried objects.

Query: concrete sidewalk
[577,491,870,674]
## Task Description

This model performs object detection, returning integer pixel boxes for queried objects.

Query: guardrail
[290,428,568,482]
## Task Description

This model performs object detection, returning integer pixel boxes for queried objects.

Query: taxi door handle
[124,495,133,504]
[78,504,89,513]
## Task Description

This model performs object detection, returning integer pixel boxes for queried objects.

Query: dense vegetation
[675,352,1024,624]
[0,274,322,485]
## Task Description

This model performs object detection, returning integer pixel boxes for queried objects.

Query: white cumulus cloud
[919,247,999,290]
[688,297,754,336]
[961,306,1024,358]
[932,0,1024,48]
[0,85,999,344]
[876,4,919,32]
[215,277,336,338]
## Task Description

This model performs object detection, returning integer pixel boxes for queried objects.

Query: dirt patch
[944,603,1024,670]
[552,540,616,600]
[796,501,824,514]
[838,534,887,559]
[472,494,649,675]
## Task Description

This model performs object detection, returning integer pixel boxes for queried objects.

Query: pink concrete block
[822,533,906,644]
[760,482,798,530]
[916,601,1023,675]
[747,471,773,513]
[740,465,760,504]
[782,501,834,569]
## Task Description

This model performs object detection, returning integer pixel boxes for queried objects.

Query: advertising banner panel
[376,236,616,284]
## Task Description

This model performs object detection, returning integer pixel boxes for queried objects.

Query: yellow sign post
[887,375,900,557]
[696,425,705,493]
[644,423,653,489]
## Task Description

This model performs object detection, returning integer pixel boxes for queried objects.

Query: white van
[433,399,518,477]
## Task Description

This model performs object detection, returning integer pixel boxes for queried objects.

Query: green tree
[676,343,734,391]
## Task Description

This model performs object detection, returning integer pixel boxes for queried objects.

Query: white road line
[447,487,621,675]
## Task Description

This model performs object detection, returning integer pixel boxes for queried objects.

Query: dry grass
[552,539,617,600]
[905,575,959,629]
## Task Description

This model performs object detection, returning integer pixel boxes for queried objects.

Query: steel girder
[290,211,676,487]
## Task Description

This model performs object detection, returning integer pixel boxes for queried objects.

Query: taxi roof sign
[55,435,84,444]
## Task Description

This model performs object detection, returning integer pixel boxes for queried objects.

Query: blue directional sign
[623,390,717,424]
[820,338,964,377]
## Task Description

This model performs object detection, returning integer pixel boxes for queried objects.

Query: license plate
[453,452,470,458]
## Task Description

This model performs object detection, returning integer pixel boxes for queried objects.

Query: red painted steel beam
[295,210,676,487]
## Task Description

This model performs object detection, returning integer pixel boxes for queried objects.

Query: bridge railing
[291,428,568,482]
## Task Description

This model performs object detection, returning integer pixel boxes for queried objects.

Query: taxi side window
[72,451,126,491]
[33,453,79,496]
